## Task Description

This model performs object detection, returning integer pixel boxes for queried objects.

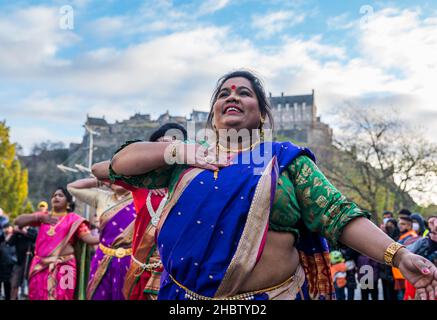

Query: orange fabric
[399,230,418,241]
[330,262,347,288]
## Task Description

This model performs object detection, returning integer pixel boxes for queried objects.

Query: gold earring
[260,117,265,141]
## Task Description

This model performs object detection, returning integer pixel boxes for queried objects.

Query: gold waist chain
[99,243,132,258]
[168,271,297,300]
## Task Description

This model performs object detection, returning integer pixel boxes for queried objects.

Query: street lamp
[74,164,91,173]
[57,164,79,173]
[83,125,99,221]
[56,123,100,300]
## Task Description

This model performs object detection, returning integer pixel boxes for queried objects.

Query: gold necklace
[217,139,260,153]
[51,210,67,217]
[213,140,260,180]
[46,211,67,236]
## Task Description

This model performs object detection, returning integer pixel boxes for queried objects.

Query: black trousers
[361,282,379,301]
[346,286,356,300]
[381,278,396,300]
[0,280,11,300]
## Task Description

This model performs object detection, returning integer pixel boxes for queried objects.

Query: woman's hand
[37,213,58,225]
[175,142,230,171]
[151,188,167,197]
[396,250,437,300]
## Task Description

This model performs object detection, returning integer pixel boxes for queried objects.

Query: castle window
[286,103,289,111]
[277,103,281,111]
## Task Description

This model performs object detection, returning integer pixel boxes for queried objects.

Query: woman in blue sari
[109,70,437,300]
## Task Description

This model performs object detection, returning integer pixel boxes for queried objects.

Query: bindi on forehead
[231,84,236,90]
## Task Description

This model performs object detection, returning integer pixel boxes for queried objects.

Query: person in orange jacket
[392,216,419,299]
[330,250,347,300]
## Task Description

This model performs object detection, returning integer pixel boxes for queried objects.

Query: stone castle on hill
[21,91,333,206]
[81,90,332,164]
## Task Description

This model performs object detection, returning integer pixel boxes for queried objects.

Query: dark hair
[399,209,412,216]
[385,219,400,241]
[149,123,187,142]
[428,215,437,223]
[52,187,75,212]
[399,216,413,223]
[386,218,398,227]
[206,70,274,130]
[383,210,393,216]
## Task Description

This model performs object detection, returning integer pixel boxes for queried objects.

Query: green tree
[0,121,31,218]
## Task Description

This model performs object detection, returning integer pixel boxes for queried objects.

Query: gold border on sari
[29,216,85,279]
[156,167,204,235]
[86,255,112,300]
[214,157,276,298]
[87,217,135,299]
[29,214,85,300]
[99,196,133,230]
[123,220,158,299]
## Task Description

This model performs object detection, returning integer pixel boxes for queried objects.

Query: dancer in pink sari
[14,187,99,300]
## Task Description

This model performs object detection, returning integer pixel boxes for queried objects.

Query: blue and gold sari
[155,142,334,300]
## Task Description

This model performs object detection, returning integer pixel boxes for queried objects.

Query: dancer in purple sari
[68,178,136,300]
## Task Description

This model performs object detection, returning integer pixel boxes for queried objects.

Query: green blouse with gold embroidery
[109,141,370,247]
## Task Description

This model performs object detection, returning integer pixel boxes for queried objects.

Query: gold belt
[99,243,132,258]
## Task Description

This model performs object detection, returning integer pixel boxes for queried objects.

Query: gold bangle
[164,141,182,164]
[384,242,405,266]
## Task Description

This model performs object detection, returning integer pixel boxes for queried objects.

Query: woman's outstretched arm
[339,217,399,264]
[92,160,111,180]
[14,213,57,228]
[291,155,437,300]
[339,217,437,300]
[110,142,173,176]
[67,178,99,190]
[80,232,100,245]
[110,141,222,176]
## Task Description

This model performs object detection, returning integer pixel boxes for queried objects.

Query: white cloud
[251,10,305,38]
[9,126,80,155]
[0,6,80,76]
[2,4,437,203]
[88,1,191,39]
[326,13,355,30]
[198,0,231,15]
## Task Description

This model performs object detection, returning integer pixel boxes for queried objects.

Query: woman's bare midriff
[59,244,75,257]
[239,230,299,293]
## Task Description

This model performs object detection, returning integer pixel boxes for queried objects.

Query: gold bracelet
[164,141,182,164]
[384,242,405,266]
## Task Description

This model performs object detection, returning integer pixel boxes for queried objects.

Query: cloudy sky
[1,1,437,158]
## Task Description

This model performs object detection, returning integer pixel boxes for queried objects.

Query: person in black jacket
[407,216,437,263]
[0,224,16,300]
[8,225,37,300]
[379,218,400,300]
